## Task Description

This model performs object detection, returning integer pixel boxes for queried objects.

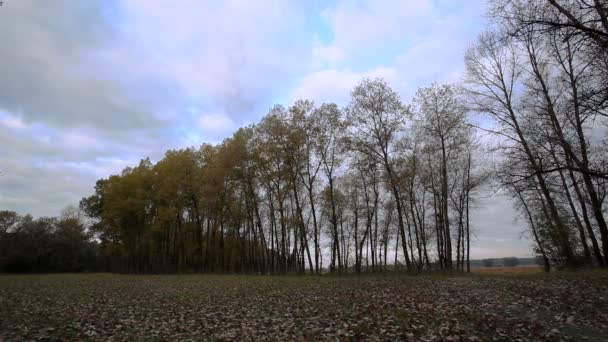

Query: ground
[1,271,607,341]
[470,265,545,276]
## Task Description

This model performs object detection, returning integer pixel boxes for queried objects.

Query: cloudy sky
[0,0,532,258]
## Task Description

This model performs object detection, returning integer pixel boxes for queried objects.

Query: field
[470,265,545,276]
[1,272,607,341]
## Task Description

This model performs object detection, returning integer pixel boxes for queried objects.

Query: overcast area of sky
[0,0,533,258]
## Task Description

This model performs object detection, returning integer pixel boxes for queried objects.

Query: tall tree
[345,78,413,270]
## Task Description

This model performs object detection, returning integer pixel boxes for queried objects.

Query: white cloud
[290,67,401,105]
[316,0,434,65]
[198,113,238,138]
[0,112,26,130]
[295,0,486,106]
[312,41,345,68]
[106,0,312,117]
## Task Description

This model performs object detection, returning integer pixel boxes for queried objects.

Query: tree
[313,103,345,272]
[414,83,470,271]
[0,210,19,234]
[345,78,413,271]
[465,1,608,268]
[503,257,520,267]
[465,31,577,266]
[0,209,102,273]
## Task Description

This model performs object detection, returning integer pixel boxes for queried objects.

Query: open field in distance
[1,272,607,341]
[470,266,545,276]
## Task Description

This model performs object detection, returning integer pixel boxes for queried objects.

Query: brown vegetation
[471,266,544,276]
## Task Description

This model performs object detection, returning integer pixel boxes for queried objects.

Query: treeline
[0,208,105,273]
[79,79,484,274]
[477,257,525,268]
[467,0,608,271]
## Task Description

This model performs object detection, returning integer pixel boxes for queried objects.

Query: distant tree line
[0,208,105,273]
[479,257,521,268]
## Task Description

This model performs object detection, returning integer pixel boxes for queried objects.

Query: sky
[0,0,533,258]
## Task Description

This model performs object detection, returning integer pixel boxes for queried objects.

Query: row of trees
[481,257,520,268]
[466,0,608,270]
[80,80,485,274]
[0,208,104,272]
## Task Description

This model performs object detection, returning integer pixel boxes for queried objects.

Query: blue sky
[0,0,532,258]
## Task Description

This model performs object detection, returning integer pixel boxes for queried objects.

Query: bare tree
[346,78,413,271]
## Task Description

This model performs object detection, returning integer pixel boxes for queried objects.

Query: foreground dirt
[0,272,607,341]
